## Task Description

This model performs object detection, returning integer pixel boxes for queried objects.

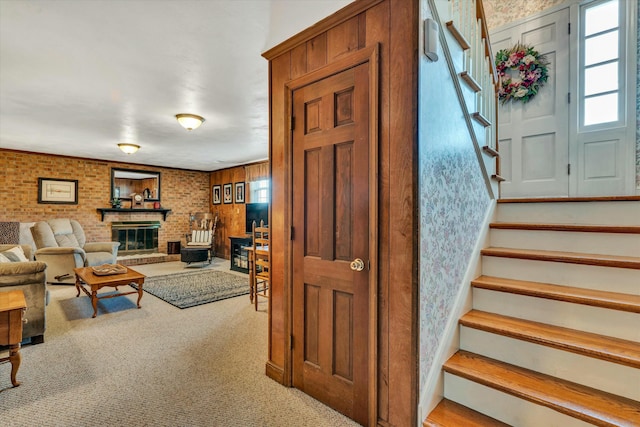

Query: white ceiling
[0,0,352,171]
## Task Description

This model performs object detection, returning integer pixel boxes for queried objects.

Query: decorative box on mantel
[96,208,172,221]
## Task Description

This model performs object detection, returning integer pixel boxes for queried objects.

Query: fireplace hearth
[111,221,160,255]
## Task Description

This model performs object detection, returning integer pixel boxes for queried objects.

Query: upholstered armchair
[0,244,48,343]
[30,219,119,284]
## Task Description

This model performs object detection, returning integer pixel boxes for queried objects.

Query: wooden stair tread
[498,196,640,203]
[425,399,510,427]
[481,247,640,269]
[472,275,640,313]
[482,145,499,157]
[460,310,640,368]
[444,351,640,426]
[489,222,640,234]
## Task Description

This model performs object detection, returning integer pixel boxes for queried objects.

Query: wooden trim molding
[498,195,640,203]
[262,0,384,60]
[482,145,499,157]
[445,21,470,50]
[459,72,481,92]
[471,112,491,127]
[265,360,284,384]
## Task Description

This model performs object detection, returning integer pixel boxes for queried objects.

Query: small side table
[0,290,27,387]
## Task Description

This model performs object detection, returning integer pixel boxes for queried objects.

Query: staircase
[425,198,640,426]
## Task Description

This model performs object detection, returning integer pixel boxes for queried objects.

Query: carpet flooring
[136,269,249,309]
[0,259,358,426]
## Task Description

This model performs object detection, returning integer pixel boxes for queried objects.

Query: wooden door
[291,61,371,425]
[492,8,570,198]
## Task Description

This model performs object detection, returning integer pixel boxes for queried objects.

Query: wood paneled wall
[209,161,268,260]
[262,1,418,425]
[209,165,247,259]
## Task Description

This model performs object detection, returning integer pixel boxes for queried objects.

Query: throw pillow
[0,253,11,263]
[1,245,29,262]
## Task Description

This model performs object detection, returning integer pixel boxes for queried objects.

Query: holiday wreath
[495,43,549,104]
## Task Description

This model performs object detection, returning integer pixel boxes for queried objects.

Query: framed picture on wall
[38,178,78,204]
[223,183,233,204]
[212,185,221,205]
[234,182,245,204]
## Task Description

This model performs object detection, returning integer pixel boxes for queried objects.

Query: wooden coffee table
[74,265,145,318]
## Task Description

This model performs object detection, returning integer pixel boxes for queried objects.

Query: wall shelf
[97,208,172,221]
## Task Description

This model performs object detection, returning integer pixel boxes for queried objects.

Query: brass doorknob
[350,258,365,272]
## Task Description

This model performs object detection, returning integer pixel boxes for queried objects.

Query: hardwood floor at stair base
[473,288,640,342]
[444,373,592,427]
[482,257,640,295]
[425,399,510,427]
[460,327,640,399]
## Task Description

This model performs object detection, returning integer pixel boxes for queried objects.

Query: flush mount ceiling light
[176,113,205,131]
[118,143,140,154]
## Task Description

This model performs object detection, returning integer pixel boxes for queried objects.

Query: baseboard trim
[265,361,284,384]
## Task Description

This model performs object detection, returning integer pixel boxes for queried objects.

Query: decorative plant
[495,43,549,104]
[111,197,121,208]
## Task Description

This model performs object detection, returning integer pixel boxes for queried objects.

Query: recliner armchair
[30,219,119,284]
[0,244,48,343]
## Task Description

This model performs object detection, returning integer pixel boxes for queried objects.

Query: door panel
[492,9,570,197]
[292,62,370,425]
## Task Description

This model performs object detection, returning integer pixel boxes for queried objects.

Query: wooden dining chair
[251,220,269,311]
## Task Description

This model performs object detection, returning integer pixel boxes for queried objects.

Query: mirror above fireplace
[111,168,161,201]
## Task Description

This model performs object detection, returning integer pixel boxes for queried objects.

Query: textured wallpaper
[418,2,491,391]
[483,0,565,29]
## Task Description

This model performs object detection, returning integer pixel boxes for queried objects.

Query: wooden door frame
[282,44,379,425]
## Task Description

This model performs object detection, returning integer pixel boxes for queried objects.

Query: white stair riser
[472,288,640,341]
[481,256,640,295]
[444,373,593,427]
[496,201,640,225]
[490,229,640,257]
[460,327,640,399]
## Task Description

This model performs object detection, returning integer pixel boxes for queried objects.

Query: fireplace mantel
[97,208,172,221]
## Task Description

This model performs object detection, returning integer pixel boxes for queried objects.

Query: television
[245,203,269,233]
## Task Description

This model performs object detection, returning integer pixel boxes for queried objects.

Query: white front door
[492,8,570,198]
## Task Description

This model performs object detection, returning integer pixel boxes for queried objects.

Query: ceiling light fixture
[118,143,140,154]
[176,113,205,131]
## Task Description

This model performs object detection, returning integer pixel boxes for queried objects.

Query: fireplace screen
[111,221,160,255]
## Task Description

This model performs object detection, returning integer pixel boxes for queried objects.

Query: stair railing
[430,0,501,192]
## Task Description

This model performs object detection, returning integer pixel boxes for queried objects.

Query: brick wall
[0,149,210,260]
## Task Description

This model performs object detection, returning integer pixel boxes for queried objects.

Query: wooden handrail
[477,0,497,83]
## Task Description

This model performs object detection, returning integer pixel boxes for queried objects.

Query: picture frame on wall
[234,182,245,204]
[223,183,233,204]
[38,178,78,204]
[212,185,221,205]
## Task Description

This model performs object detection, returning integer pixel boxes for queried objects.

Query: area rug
[134,269,249,309]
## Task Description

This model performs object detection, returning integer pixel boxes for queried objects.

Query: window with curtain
[244,162,270,203]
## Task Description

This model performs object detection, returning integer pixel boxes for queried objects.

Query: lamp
[176,113,205,131]
[118,143,140,154]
